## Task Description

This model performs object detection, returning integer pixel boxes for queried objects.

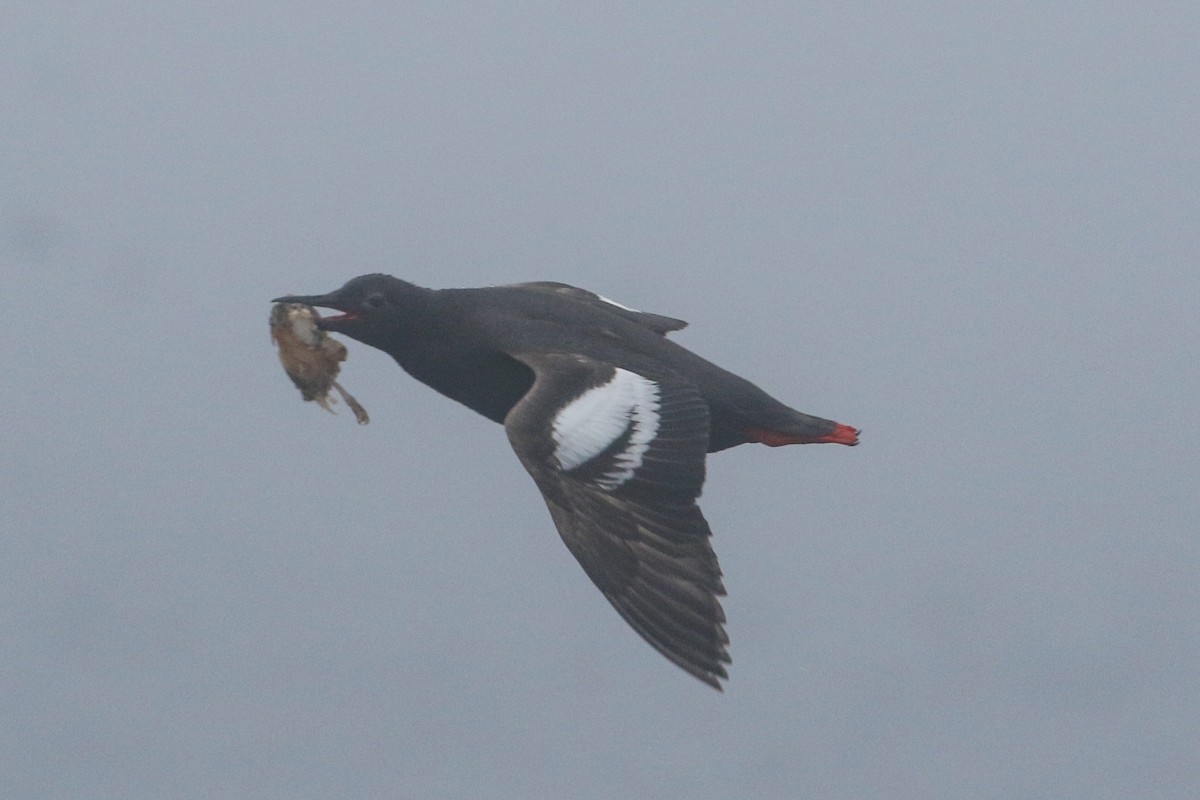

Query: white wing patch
[551,369,661,489]
[595,293,639,312]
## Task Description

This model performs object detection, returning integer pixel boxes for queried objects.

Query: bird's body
[275,274,858,689]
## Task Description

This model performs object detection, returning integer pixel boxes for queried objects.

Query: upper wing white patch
[595,294,639,312]
[551,369,660,489]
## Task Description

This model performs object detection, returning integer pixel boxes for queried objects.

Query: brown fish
[270,302,368,424]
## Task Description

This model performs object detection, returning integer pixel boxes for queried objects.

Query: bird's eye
[363,293,387,309]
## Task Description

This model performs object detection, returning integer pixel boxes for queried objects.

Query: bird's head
[273,274,427,351]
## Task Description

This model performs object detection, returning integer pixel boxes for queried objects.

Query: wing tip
[691,660,730,691]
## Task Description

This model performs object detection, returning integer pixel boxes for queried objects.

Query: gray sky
[3,3,1198,798]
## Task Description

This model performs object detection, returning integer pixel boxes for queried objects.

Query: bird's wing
[508,281,689,334]
[503,352,729,688]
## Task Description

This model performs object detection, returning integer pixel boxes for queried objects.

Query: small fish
[270,302,369,424]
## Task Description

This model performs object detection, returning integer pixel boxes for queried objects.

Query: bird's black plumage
[274,274,858,689]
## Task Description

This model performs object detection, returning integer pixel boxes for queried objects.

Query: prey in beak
[269,301,368,424]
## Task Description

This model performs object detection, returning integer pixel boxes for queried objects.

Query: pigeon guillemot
[274,274,859,689]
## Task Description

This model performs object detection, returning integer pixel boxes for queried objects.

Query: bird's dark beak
[271,292,357,329]
[272,292,335,307]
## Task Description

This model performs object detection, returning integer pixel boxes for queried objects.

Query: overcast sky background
[3,3,1198,798]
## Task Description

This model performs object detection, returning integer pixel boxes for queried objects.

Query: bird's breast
[399,346,535,425]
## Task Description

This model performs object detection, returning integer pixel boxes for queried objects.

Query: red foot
[746,423,860,447]
[818,423,860,446]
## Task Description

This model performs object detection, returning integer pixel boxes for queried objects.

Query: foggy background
[3,3,1197,798]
